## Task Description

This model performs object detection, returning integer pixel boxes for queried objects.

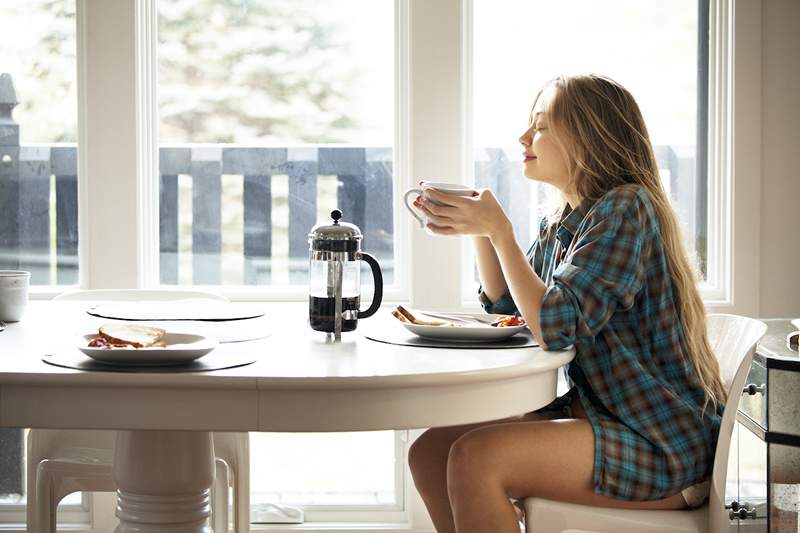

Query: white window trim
[699,0,734,307]
[703,0,761,316]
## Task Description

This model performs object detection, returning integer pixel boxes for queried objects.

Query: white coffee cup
[403,181,475,232]
[0,270,31,322]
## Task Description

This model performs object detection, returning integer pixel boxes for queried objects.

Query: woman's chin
[522,168,546,182]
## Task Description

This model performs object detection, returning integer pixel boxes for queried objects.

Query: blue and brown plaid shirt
[480,185,722,501]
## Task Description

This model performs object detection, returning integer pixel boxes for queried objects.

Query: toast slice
[394,305,452,327]
[98,324,167,348]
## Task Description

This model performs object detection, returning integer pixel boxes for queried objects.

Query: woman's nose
[519,130,531,146]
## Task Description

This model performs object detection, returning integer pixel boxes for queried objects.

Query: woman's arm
[490,227,549,349]
[472,235,507,303]
[413,187,548,345]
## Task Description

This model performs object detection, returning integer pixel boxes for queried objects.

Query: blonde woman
[407,74,725,533]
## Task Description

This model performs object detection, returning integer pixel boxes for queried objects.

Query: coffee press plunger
[308,209,383,340]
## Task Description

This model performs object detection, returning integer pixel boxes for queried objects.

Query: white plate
[77,333,218,365]
[399,314,527,342]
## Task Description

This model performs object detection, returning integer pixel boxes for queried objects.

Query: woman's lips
[523,155,537,162]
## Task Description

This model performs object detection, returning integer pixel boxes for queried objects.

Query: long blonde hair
[537,74,725,413]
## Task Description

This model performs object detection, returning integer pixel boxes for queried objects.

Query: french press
[308,210,383,339]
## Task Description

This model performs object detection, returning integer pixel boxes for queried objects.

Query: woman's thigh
[447,418,687,510]
[410,410,553,463]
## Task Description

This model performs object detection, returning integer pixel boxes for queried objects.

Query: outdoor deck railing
[0,72,693,289]
[0,142,690,287]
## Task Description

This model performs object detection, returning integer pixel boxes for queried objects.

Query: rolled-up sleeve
[478,288,518,315]
[477,237,542,316]
[539,208,646,350]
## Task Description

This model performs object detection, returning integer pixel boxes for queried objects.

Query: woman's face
[518,87,572,192]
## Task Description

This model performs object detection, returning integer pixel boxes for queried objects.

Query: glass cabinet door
[738,424,768,532]
[770,442,800,532]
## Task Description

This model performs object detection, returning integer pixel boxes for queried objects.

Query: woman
[407,74,725,533]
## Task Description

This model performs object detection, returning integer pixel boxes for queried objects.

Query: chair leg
[32,461,117,533]
[213,433,250,533]
[32,468,56,533]
[233,439,250,533]
[212,459,230,533]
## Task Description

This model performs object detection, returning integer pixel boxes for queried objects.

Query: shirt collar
[555,201,589,249]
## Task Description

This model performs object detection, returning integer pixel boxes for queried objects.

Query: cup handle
[403,188,425,228]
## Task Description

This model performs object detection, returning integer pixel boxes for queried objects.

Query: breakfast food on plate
[391,309,410,323]
[491,314,525,327]
[88,324,167,349]
[392,305,455,327]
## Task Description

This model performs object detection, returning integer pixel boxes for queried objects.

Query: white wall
[759,0,800,317]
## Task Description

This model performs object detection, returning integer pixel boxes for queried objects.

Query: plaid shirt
[480,185,721,501]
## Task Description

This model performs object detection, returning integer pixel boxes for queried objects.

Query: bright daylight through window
[158,0,395,289]
[471,0,707,293]
[0,0,79,287]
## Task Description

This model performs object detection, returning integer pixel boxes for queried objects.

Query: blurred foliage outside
[1,0,393,146]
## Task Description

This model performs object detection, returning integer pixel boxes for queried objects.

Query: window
[0,0,80,287]
[157,0,395,289]
[0,0,84,525]
[249,431,404,523]
[468,0,710,299]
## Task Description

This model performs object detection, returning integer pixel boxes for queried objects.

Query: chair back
[705,314,767,533]
[53,289,228,302]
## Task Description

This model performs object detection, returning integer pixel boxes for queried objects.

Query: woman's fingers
[418,199,458,218]
[422,187,475,206]
[423,208,454,227]
[426,223,458,235]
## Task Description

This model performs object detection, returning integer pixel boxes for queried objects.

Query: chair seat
[48,447,114,465]
[524,497,707,533]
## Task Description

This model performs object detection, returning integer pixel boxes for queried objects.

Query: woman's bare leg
[408,412,546,533]
[446,418,687,533]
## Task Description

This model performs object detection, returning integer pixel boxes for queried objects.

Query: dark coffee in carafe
[308,295,360,333]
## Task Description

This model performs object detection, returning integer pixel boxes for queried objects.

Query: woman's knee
[408,427,453,478]
[447,429,496,482]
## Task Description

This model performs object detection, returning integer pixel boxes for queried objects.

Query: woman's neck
[565,194,581,209]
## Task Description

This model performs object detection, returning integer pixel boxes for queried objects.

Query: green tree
[1,0,363,144]
[159,0,360,144]
[1,0,77,142]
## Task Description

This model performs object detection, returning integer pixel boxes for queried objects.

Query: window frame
[11,0,760,530]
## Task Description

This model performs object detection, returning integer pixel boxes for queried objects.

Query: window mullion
[136,0,159,288]
[78,0,140,289]
[408,0,465,309]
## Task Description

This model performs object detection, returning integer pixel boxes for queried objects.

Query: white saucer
[77,333,218,365]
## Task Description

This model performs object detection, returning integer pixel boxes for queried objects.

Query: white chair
[27,430,249,533]
[28,290,250,533]
[523,314,767,533]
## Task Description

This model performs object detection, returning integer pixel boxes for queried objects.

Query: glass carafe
[308,210,383,338]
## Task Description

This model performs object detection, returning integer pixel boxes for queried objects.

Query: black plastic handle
[357,252,383,319]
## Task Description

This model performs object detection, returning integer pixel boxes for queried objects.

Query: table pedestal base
[113,430,215,533]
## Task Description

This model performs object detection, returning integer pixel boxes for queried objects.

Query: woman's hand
[413,186,513,242]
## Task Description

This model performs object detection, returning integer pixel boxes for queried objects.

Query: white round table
[0,301,575,532]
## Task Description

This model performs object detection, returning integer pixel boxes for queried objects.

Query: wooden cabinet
[728,319,799,532]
